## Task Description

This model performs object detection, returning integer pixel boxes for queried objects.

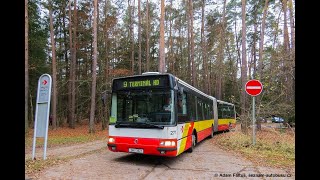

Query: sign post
[32,74,52,160]
[245,79,263,146]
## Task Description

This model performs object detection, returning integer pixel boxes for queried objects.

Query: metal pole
[43,75,52,160]
[32,130,37,160]
[252,96,256,145]
[32,77,41,160]
[43,135,48,160]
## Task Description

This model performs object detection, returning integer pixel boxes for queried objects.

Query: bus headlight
[160,140,176,146]
[171,141,176,146]
[108,137,115,143]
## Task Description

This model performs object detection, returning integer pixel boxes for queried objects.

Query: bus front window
[111,90,174,125]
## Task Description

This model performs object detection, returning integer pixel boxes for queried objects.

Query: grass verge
[25,123,108,149]
[214,127,295,170]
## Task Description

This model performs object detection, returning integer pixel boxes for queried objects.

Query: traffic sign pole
[252,96,256,145]
[245,79,263,146]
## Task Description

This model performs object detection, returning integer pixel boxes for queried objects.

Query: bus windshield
[111,89,174,126]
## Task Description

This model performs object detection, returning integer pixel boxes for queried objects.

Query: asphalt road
[26,134,294,180]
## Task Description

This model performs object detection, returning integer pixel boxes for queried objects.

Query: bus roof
[174,76,213,100]
[111,72,233,106]
[112,72,173,81]
[217,99,234,106]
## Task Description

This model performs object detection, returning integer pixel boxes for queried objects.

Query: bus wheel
[187,132,196,153]
[209,126,214,138]
[227,123,232,132]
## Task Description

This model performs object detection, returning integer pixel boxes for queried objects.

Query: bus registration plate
[129,148,143,154]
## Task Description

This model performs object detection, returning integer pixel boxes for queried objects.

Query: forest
[25,0,295,133]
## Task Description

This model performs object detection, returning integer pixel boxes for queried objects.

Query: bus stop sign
[245,79,263,96]
[32,74,52,160]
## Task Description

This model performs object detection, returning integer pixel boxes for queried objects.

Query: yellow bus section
[194,119,214,132]
[218,118,236,125]
[230,118,236,124]
[177,118,237,155]
[177,119,213,155]
[177,122,192,155]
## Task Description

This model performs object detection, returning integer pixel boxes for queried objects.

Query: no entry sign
[245,79,263,96]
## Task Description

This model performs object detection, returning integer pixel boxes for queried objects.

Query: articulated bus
[107,72,236,157]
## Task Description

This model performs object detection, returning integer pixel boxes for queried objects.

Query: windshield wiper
[115,121,131,128]
[115,121,164,129]
[137,122,164,129]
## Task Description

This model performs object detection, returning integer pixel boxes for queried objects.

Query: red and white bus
[107,72,236,157]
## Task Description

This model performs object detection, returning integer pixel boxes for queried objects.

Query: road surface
[25,134,294,180]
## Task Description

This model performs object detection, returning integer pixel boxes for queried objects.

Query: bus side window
[187,93,196,121]
[181,92,187,115]
[217,102,222,119]
[177,94,182,114]
[178,92,188,122]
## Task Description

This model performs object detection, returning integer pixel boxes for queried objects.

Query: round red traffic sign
[245,79,263,96]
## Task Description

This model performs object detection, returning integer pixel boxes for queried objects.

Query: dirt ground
[25,130,294,180]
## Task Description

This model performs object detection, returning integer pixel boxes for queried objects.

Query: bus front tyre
[187,133,196,153]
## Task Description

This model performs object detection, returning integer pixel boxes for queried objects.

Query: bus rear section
[217,100,236,131]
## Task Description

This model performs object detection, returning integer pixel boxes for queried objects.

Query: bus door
[213,98,218,132]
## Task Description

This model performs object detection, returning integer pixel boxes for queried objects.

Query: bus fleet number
[170,131,176,135]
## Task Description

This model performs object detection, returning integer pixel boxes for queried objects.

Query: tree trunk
[67,0,76,128]
[289,0,295,56]
[146,0,150,72]
[30,93,34,128]
[248,47,252,79]
[258,0,269,79]
[103,0,110,130]
[89,0,98,133]
[130,0,135,75]
[241,0,248,134]
[215,0,227,99]
[235,20,241,70]
[288,0,295,103]
[138,0,141,74]
[67,0,73,127]
[159,0,165,73]
[49,0,57,130]
[252,14,258,79]
[25,0,29,133]
[168,0,174,74]
[189,0,195,86]
[178,13,184,78]
[186,0,191,84]
[257,0,269,106]
[62,2,69,126]
[70,0,77,128]
[128,0,131,73]
[249,49,253,79]
[282,0,291,103]
[282,0,290,54]
[201,0,209,94]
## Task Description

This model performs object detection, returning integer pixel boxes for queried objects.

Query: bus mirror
[101,90,111,107]
[101,93,107,107]
[179,87,184,95]
[147,91,152,100]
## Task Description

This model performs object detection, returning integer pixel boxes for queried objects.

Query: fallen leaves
[25,157,66,175]
[25,122,108,149]
[212,125,295,170]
